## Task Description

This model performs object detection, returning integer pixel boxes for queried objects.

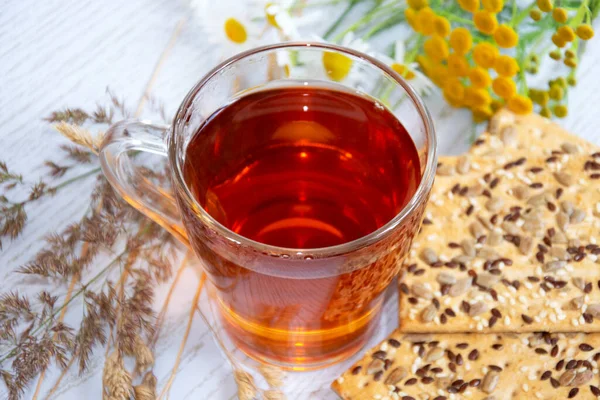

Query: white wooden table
[1,1,599,399]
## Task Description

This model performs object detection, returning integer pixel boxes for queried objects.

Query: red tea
[182,85,421,366]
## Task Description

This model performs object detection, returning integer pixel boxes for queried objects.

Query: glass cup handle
[99,120,189,245]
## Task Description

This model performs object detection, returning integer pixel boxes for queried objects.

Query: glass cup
[99,42,437,370]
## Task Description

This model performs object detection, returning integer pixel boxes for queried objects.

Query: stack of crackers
[333,110,600,400]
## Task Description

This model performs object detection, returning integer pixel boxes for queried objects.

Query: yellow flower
[424,36,449,62]
[549,85,564,100]
[433,16,451,37]
[447,53,470,77]
[443,78,465,107]
[416,55,435,76]
[322,52,353,81]
[553,104,568,118]
[224,18,248,44]
[530,9,542,21]
[567,76,577,86]
[536,0,553,12]
[564,58,577,68]
[494,55,519,77]
[458,0,480,13]
[552,7,568,23]
[540,107,551,118]
[493,24,518,48]
[549,50,561,60]
[431,64,450,86]
[565,49,575,58]
[473,42,498,68]
[474,11,498,34]
[539,91,550,106]
[482,0,503,13]
[492,76,516,99]
[576,24,595,40]
[557,26,575,42]
[473,106,494,122]
[449,28,473,55]
[405,8,419,30]
[407,0,428,9]
[491,98,503,112]
[551,33,566,48]
[468,67,491,88]
[416,7,436,35]
[508,95,533,114]
[464,86,491,108]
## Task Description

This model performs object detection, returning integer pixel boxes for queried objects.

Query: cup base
[215,296,383,371]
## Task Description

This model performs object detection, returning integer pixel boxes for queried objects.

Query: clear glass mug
[99,42,436,369]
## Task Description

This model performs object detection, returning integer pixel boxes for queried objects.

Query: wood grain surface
[0,1,598,399]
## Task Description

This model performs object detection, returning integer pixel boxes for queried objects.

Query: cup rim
[169,41,437,258]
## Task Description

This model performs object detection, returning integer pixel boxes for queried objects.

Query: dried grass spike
[234,370,257,400]
[258,364,285,388]
[102,351,133,400]
[263,390,287,400]
[54,122,104,154]
[133,371,157,400]
[133,335,154,374]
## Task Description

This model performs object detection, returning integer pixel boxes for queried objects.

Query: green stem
[333,2,398,41]
[511,2,536,27]
[324,0,359,40]
[363,10,405,40]
[53,167,101,191]
[435,10,475,26]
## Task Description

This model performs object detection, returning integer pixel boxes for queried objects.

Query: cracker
[471,109,598,162]
[332,330,600,400]
[399,153,600,333]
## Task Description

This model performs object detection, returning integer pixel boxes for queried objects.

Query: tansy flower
[447,54,470,77]
[540,107,552,118]
[492,76,516,99]
[473,42,498,68]
[458,0,479,13]
[536,0,553,12]
[377,41,435,95]
[552,7,568,23]
[424,36,449,62]
[530,9,542,21]
[474,11,498,34]
[508,95,533,114]
[473,106,494,122]
[416,7,436,35]
[407,0,428,9]
[405,8,419,30]
[449,28,473,55]
[431,64,450,86]
[192,0,265,57]
[553,104,568,118]
[443,78,465,107]
[468,67,491,88]
[482,0,503,13]
[557,26,575,42]
[464,86,491,108]
[549,85,564,100]
[494,24,519,48]
[433,16,451,37]
[551,33,566,48]
[576,24,595,40]
[491,98,504,112]
[494,55,519,77]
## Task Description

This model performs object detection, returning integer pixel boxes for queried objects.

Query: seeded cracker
[332,331,600,400]
[471,109,598,163]
[399,153,600,333]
